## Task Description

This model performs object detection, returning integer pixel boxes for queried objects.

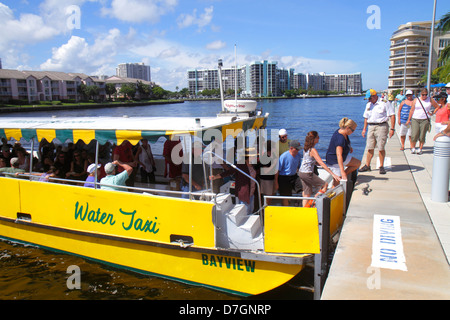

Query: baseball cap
[278,129,287,136]
[104,162,116,174]
[445,83,450,88]
[365,89,377,99]
[289,140,301,150]
[405,90,413,95]
[10,157,19,166]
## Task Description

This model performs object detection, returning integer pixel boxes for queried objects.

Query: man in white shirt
[360,89,396,174]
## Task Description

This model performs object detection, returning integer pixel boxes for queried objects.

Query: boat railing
[202,150,263,215]
[1,172,218,200]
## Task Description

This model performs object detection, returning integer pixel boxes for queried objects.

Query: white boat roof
[0,115,267,145]
[0,116,240,131]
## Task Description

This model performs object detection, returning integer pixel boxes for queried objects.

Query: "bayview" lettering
[202,254,255,273]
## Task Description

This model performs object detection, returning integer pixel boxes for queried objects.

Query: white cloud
[101,0,178,23]
[177,6,214,30]
[40,29,123,75]
[0,3,60,51]
[206,40,226,50]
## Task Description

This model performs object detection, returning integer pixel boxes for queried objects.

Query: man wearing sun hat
[360,89,396,175]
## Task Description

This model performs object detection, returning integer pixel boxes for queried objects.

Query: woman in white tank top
[407,88,439,154]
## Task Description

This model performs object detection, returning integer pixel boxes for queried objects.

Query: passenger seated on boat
[66,150,88,182]
[181,141,205,199]
[100,160,132,191]
[84,163,102,188]
[0,145,13,167]
[15,147,30,171]
[0,157,25,175]
[15,166,57,182]
[53,151,71,180]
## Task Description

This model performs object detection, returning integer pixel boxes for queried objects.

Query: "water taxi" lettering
[202,254,255,273]
[74,202,159,235]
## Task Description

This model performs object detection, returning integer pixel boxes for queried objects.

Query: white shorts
[399,123,411,137]
[435,122,447,134]
[329,156,353,176]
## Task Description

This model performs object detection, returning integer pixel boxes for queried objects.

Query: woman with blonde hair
[299,131,341,207]
[326,117,361,186]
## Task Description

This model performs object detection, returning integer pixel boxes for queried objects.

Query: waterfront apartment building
[389,21,450,92]
[116,63,151,82]
[0,69,106,103]
[188,62,362,97]
[0,69,156,104]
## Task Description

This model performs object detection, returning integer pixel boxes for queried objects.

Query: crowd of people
[395,83,450,150]
[2,84,448,214]
[0,138,158,191]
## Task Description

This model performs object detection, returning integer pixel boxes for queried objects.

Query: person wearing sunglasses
[360,89,396,174]
[406,88,439,155]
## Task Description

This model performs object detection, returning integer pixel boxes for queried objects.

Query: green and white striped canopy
[0,115,268,145]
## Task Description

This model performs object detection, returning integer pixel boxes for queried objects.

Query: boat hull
[0,177,305,296]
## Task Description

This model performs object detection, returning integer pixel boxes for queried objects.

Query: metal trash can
[431,135,450,203]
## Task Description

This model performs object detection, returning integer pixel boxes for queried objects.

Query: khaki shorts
[367,122,389,151]
[298,172,325,195]
[260,179,275,195]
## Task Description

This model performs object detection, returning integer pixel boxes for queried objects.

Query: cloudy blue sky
[0,0,447,91]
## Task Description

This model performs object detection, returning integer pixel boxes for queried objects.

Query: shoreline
[0,94,363,114]
[0,99,184,114]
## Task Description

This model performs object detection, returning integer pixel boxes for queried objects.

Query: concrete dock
[321,120,450,300]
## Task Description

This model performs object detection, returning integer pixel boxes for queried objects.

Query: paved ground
[321,118,450,300]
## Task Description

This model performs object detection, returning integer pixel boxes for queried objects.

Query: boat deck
[321,119,450,300]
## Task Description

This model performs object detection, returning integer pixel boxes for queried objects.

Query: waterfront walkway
[321,119,450,300]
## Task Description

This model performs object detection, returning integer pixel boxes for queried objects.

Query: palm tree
[436,12,450,32]
[434,12,450,82]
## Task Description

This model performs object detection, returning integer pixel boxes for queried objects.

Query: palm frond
[436,12,450,32]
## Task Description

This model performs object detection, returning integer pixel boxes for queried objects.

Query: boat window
[170,235,194,246]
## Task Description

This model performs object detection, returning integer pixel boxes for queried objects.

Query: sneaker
[379,166,386,174]
[359,165,371,172]
[411,148,416,154]
[417,149,423,155]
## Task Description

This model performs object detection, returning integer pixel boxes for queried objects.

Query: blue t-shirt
[326,129,351,166]
[399,102,412,124]
[278,150,302,176]
[396,94,405,104]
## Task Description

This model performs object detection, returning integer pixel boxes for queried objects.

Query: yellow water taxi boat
[0,111,347,297]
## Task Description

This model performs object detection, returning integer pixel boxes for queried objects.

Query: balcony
[390,40,428,50]
[389,63,427,70]
[390,51,429,59]
[388,74,424,80]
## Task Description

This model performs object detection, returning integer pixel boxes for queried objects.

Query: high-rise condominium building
[116,63,151,82]
[389,21,450,93]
